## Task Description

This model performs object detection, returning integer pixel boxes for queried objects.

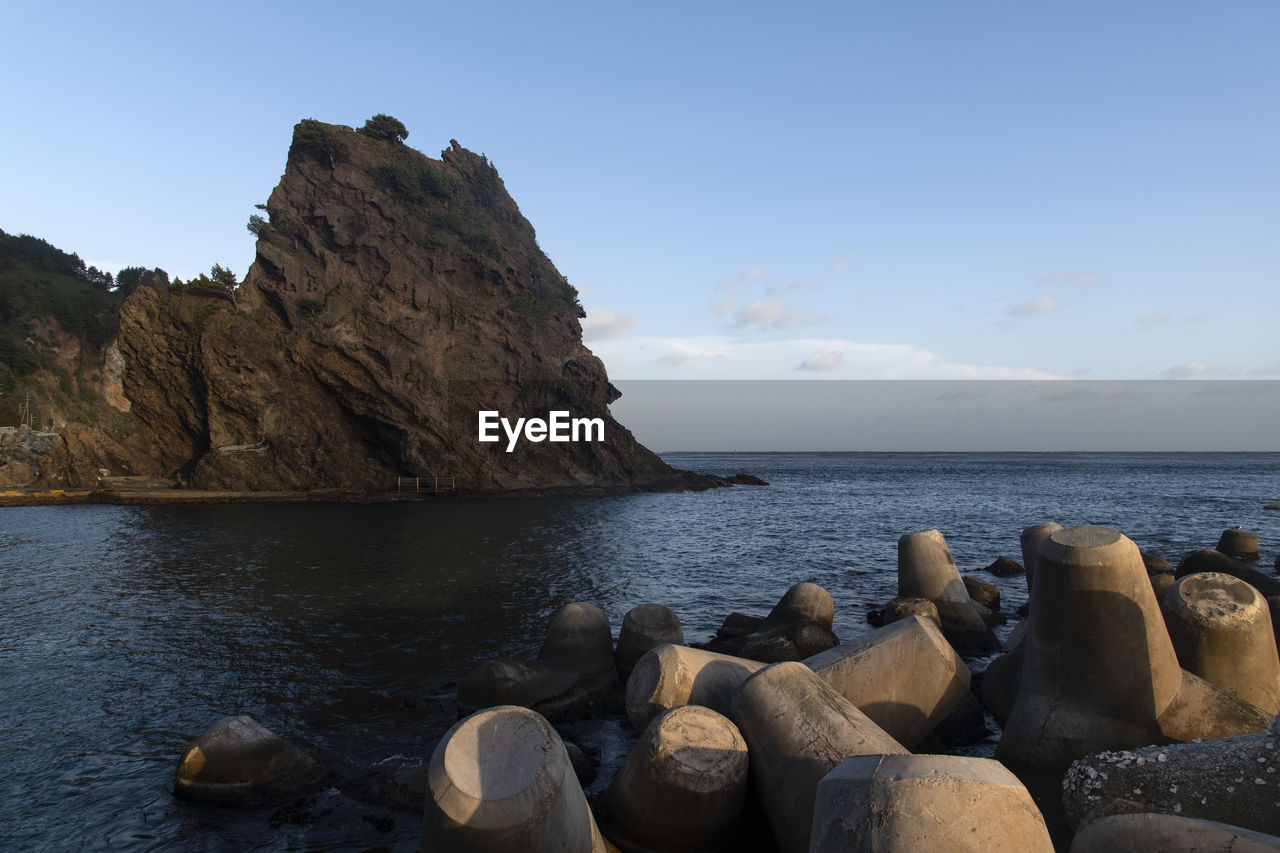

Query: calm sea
[2,452,1277,850]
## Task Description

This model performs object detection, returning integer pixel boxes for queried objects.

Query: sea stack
[38,119,738,494]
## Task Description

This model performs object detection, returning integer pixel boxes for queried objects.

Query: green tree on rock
[358,114,408,143]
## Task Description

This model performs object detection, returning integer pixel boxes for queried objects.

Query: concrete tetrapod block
[624,643,766,731]
[997,526,1184,778]
[899,529,999,653]
[602,705,748,853]
[422,705,606,852]
[1163,572,1280,714]
[898,529,968,603]
[805,615,971,749]
[1069,812,1280,853]
[730,661,908,853]
[1149,571,1175,602]
[615,603,684,678]
[458,601,617,720]
[1062,726,1280,837]
[979,647,1025,726]
[759,582,835,632]
[538,601,616,675]
[1020,521,1062,592]
[809,754,1053,852]
[1176,548,1280,597]
[174,715,328,806]
[1218,527,1262,562]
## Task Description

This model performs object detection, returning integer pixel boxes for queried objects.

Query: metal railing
[396,476,456,493]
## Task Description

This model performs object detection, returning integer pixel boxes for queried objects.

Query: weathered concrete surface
[810,754,1053,852]
[602,705,748,853]
[1069,812,1280,852]
[458,602,617,720]
[730,661,907,853]
[1218,527,1261,562]
[805,615,970,749]
[173,715,328,806]
[1062,724,1280,838]
[998,526,1183,777]
[422,705,606,852]
[615,603,683,678]
[1020,521,1062,592]
[1153,668,1272,742]
[624,643,765,731]
[1163,572,1280,714]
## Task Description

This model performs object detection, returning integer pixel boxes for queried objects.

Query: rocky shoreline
[166,522,1280,851]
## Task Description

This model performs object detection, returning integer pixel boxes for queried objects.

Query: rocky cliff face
[75,120,706,492]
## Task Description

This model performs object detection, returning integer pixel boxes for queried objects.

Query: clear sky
[2,1,1277,383]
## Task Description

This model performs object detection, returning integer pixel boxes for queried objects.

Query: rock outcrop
[41,120,741,493]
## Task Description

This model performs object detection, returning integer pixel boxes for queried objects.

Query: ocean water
[1,452,1277,850]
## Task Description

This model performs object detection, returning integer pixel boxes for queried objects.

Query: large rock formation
[44,120,736,493]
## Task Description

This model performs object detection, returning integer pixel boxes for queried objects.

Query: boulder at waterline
[602,705,748,853]
[962,573,1001,610]
[173,715,328,807]
[879,595,940,628]
[809,754,1053,852]
[422,705,606,852]
[986,555,1025,577]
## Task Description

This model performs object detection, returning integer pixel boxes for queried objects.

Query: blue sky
[3,1,1277,381]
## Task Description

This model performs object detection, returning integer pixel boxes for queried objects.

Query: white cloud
[798,351,843,371]
[1009,294,1061,317]
[588,335,1059,380]
[732,299,814,330]
[581,306,637,341]
[1136,312,1169,329]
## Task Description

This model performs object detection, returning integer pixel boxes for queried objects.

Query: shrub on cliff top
[358,114,408,143]
[289,120,349,165]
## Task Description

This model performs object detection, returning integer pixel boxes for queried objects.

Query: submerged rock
[173,715,328,807]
